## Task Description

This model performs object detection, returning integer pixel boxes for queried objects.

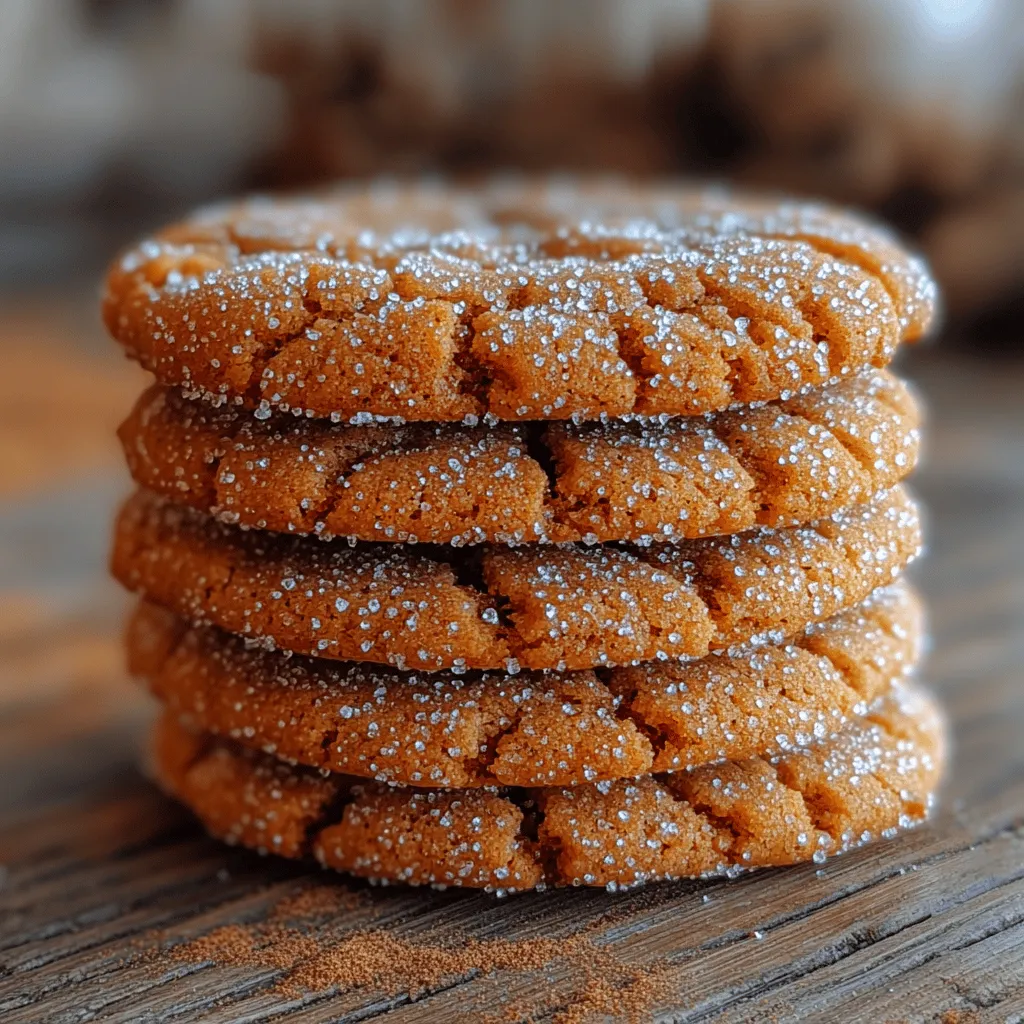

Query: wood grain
[0,310,1021,1023]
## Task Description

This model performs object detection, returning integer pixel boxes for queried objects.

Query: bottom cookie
[151,684,944,894]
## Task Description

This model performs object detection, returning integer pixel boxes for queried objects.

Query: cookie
[150,682,944,892]
[111,485,921,672]
[103,183,936,423]
[119,369,920,545]
[132,581,922,788]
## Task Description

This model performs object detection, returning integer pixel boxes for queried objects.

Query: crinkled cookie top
[104,180,937,423]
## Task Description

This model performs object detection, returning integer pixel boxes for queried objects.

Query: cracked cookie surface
[132,582,922,788]
[111,486,921,672]
[104,182,936,424]
[119,369,920,545]
[150,682,944,892]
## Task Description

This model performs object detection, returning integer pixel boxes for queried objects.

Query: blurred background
[3,0,1022,328]
[0,0,1022,811]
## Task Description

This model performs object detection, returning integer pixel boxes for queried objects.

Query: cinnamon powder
[166,882,676,1021]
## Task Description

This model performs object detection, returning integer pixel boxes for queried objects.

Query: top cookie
[103,181,936,423]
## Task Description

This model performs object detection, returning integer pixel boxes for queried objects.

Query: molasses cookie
[119,369,920,545]
[133,581,922,788]
[151,682,944,892]
[111,486,922,672]
[103,183,936,424]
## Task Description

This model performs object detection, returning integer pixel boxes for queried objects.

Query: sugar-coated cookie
[104,182,936,424]
[119,369,919,545]
[133,582,921,787]
[112,486,921,672]
[151,683,944,892]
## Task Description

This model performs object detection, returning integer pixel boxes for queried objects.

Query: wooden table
[1,304,1022,1023]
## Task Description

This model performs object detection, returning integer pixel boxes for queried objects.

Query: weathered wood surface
[0,306,1022,1023]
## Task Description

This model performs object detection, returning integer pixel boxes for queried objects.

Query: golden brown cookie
[150,682,944,892]
[132,582,922,788]
[111,486,922,672]
[103,183,936,423]
[119,369,920,545]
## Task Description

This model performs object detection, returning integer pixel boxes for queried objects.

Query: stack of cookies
[104,182,944,893]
